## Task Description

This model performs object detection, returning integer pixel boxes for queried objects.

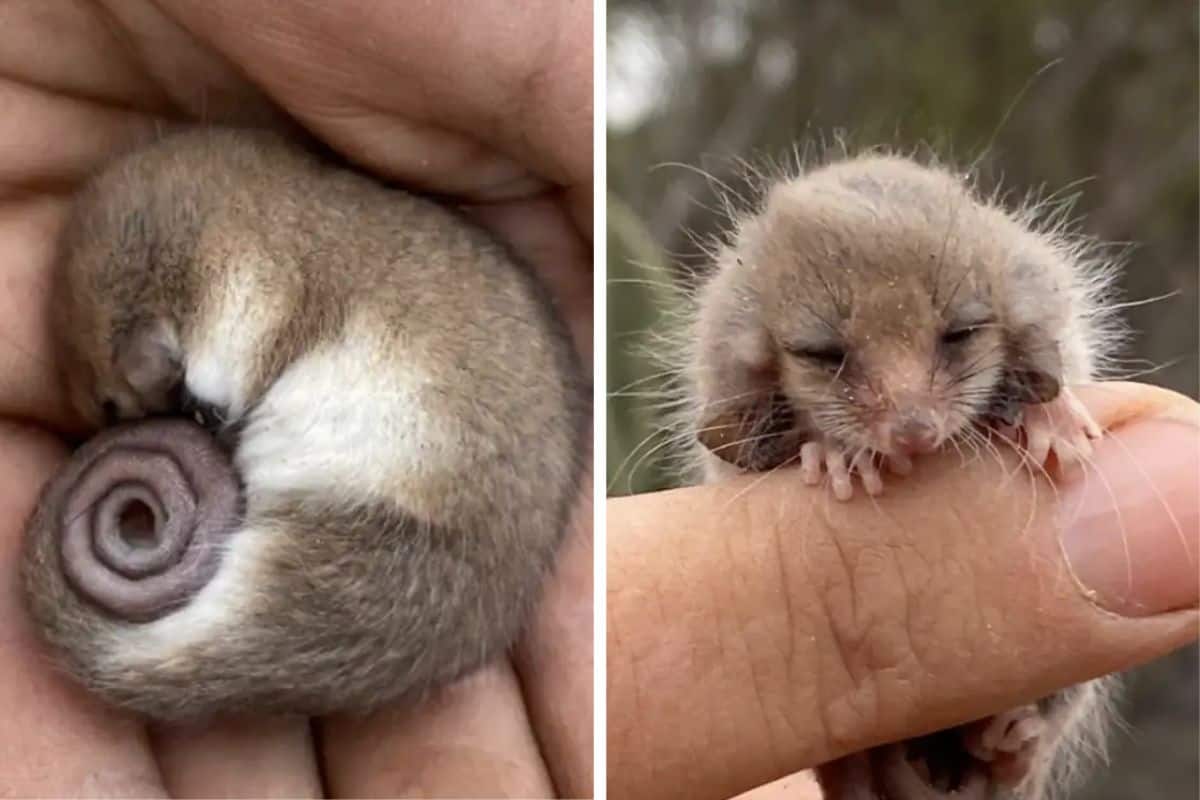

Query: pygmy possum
[679,153,1123,799]
[21,127,589,720]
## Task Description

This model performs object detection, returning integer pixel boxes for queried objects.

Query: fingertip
[321,663,555,799]
[152,716,321,799]
[1059,414,1199,618]
[513,478,595,798]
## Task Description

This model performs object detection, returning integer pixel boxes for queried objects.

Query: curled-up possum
[674,153,1124,799]
[22,127,588,720]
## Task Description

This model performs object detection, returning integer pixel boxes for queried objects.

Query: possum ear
[115,321,184,412]
[1006,326,1063,404]
[697,391,811,472]
[695,318,811,470]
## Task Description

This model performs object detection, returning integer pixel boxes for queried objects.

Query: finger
[468,195,594,363]
[0,0,284,128]
[513,470,596,798]
[321,661,555,798]
[151,715,321,798]
[607,382,1199,800]
[730,771,823,800]
[154,0,592,208]
[0,77,163,193]
[0,421,165,797]
[0,197,77,429]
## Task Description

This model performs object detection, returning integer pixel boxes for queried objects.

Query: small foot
[799,441,899,501]
[963,706,1046,787]
[1020,387,1102,470]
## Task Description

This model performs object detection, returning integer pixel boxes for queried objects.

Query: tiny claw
[1019,386,1101,471]
[831,475,854,501]
[826,449,854,501]
[1026,425,1052,466]
[855,454,884,496]
[964,706,1046,787]
[800,441,824,485]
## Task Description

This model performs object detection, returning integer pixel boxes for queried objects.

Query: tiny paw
[1019,387,1101,470]
[964,706,1046,787]
[799,441,898,501]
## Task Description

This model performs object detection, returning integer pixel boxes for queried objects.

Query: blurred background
[606,1,1198,797]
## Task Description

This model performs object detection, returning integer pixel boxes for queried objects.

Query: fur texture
[22,127,588,719]
[632,147,1126,799]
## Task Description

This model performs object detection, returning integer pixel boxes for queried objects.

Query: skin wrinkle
[890,510,963,725]
[0,78,161,193]
[770,502,804,753]
[860,549,903,739]
[101,2,283,125]
[94,3,170,111]
[610,386,1198,800]
[508,18,561,160]
[0,2,162,114]
[813,523,871,753]
[894,540,927,685]
[708,531,737,781]
[76,766,166,798]
[0,63,154,119]
[744,633,786,783]
[155,0,587,190]
[732,506,787,782]
[645,541,681,790]
[958,498,999,682]
[821,499,995,759]
[614,568,654,793]
[794,568,836,771]
[902,514,950,680]
[723,493,772,787]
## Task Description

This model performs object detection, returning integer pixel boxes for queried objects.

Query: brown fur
[690,154,1102,469]
[678,152,1123,799]
[22,127,588,719]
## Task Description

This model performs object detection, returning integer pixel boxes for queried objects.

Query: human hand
[0,1,592,797]
[607,382,1198,800]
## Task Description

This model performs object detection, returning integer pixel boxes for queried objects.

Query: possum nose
[892,415,939,454]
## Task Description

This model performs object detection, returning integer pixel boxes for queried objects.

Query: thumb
[606,382,1198,800]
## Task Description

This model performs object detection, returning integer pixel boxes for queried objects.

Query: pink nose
[892,417,939,454]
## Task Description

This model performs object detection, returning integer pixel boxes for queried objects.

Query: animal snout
[890,412,940,455]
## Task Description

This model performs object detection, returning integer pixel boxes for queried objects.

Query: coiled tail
[48,419,241,622]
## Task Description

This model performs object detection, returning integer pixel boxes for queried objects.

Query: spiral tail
[21,419,243,686]
[20,416,557,720]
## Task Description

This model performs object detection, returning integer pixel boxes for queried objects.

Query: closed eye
[787,344,846,367]
[941,321,991,346]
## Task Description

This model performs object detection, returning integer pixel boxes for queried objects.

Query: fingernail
[1059,413,1200,617]
[471,156,550,200]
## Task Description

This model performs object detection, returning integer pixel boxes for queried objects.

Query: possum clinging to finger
[21,127,587,720]
[688,154,1121,498]
[675,153,1123,798]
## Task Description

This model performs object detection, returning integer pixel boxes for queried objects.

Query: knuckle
[801,526,957,753]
